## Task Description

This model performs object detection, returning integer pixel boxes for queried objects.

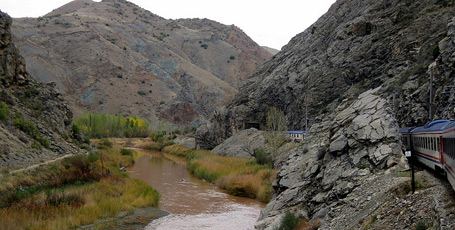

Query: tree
[265,107,287,133]
[264,107,288,161]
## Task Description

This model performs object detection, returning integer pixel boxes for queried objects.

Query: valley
[1,0,455,229]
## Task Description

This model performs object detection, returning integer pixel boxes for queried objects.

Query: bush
[200,43,208,49]
[277,212,299,230]
[137,90,146,96]
[88,151,99,163]
[229,55,235,60]
[415,220,428,230]
[120,148,134,156]
[0,102,8,121]
[254,148,273,166]
[98,138,113,149]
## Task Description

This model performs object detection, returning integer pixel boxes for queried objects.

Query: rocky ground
[252,88,455,229]
[319,168,455,230]
[0,11,83,170]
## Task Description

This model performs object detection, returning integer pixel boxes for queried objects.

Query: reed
[0,147,159,230]
[164,145,277,203]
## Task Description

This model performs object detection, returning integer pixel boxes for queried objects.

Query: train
[401,120,455,191]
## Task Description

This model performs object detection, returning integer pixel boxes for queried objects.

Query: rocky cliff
[196,0,455,149]
[255,88,409,229]
[11,0,272,125]
[0,11,81,170]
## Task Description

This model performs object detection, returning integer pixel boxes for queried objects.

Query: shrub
[254,148,273,166]
[432,45,440,60]
[88,151,99,163]
[200,43,208,49]
[120,148,134,156]
[117,74,123,78]
[229,55,235,60]
[277,212,299,230]
[137,90,146,96]
[98,138,113,149]
[415,220,428,230]
[0,102,8,120]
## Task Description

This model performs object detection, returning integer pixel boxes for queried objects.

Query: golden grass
[0,145,159,230]
[163,145,277,203]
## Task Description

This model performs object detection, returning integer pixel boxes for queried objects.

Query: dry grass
[0,145,159,230]
[163,146,277,203]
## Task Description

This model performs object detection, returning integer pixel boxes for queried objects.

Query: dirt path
[5,154,75,176]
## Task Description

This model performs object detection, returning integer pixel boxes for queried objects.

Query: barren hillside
[11,0,272,125]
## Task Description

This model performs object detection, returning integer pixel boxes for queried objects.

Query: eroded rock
[256,88,407,229]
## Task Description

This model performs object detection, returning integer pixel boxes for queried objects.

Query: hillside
[10,0,272,125]
[196,0,455,149]
[0,11,82,170]
[192,0,455,229]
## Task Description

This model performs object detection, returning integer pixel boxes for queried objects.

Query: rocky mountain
[196,0,455,149]
[191,0,455,229]
[0,11,82,170]
[10,0,272,125]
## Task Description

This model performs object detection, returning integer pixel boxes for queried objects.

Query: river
[127,149,265,230]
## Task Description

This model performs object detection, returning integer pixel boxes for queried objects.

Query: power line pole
[429,68,434,120]
[305,104,308,131]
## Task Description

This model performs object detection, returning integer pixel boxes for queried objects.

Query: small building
[283,131,308,142]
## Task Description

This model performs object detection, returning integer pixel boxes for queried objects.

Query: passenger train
[401,120,455,191]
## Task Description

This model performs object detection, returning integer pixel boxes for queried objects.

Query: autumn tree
[264,107,288,162]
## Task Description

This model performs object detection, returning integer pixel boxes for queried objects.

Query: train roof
[400,127,416,134]
[411,120,455,133]
[283,131,309,134]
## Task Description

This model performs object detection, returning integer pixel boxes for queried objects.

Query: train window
[437,137,439,151]
[432,137,434,151]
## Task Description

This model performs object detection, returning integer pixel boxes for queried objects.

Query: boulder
[212,128,266,158]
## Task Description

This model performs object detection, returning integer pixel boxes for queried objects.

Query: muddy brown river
[127,149,265,230]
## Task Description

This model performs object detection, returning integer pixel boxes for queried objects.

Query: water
[127,149,265,230]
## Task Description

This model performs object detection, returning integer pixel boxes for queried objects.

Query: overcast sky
[0,0,336,50]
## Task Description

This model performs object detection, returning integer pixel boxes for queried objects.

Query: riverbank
[161,144,277,203]
[0,141,161,230]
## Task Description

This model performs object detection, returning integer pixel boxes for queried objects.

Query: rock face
[196,0,455,148]
[211,128,266,158]
[11,0,273,125]
[256,88,407,229]
[0,11,82,170]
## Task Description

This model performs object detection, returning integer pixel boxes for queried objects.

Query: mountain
[196,0,455,149]
[0,11,82,170]
[193,0,455,228]
[10,0,272,125]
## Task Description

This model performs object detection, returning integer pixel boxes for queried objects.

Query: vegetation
[276,212,299,230]
[229,55,235,60]
[0,147,159,230]
[415,220,428,230]
[73,113,150,138]
[162,145,277,202]
[0,102,8,121]
[200,43,208,49]
[264,107,289,160]
[254,148,273,166]
[137,90,146,96]
[12,117,50,149]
